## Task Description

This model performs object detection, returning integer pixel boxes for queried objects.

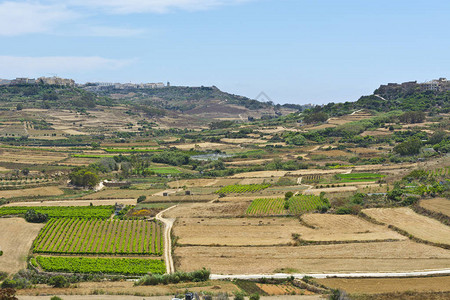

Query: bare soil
[175,241,450,274]
[0,218,44,274]
[317,276,450,294]
[0,186,63,199]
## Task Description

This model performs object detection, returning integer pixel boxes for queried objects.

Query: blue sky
[0,0,449,104]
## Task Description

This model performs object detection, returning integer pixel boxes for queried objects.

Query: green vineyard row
[215,184,271,194]
[36,256,165,275]
[0,206,114,219]
[33,218,164,256]
[246,195,329,215]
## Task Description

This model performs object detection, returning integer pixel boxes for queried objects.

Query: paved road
[211,269,450,280]
[155,205,177,274]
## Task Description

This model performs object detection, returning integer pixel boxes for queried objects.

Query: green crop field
[246,198,285,215]
[215,184,271,194]
[36,256,165,275]
[147,167,182,174]
[288,195,329,214]
[33,218,163,255]
[246,195,329,215]
[336,173,385,181]
[0,206,114,219]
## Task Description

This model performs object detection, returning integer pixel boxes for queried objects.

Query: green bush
[234,292,245,300]
[51,297,63,300]
[24,209,48,223]
[49,276,69,288]
[137,195,146,203]
[135,268,210,286]
[249,293,260,300]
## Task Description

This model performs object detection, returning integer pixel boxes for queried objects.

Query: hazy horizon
[0,0,449,105]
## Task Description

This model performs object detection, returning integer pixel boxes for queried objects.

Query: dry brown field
[0,150,67,164]
[16,280,240,297]
[176,240,450,274]
[312,150,350,157]
[420,198,450,217]
[0,218,44,274]
[5,199,137,207]
[303,186,358,195]
[79,188,162,200]
[167,178,221,188]
[299,214,405,241]
[230,168,347,178]
[221,138,267,144]
[174,142,235,150]
[363,207,450,245]
[0,186,63,199]
[361,129,393,137]
[173,217,298,246]
[317,276,450,294]
[257,283,308,295]
[166,202,249,218]
[226,158,273,166]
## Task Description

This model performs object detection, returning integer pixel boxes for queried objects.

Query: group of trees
[399,111,426,124]
[69,168,100,188]
[24,209,48,223]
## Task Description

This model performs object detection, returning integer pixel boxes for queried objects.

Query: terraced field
[33,218,164,255]
[420,198,450,217]
[363,207,450,245]
[245,195,329,215]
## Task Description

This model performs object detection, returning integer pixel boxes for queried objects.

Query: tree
[16,103,23,111]
[137,195,146,203]
[69,168,100,188]
[24,209,48,223]
[394,138,422,156]
[284,191,294,200]
[0,288,18,300]
[249,293,260,300]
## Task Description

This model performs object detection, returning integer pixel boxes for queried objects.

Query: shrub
[0,271,8,281]
[137,195,146,203]
[249,293,260,300]
[1,279,16,289]
[51,297,63,300]
[49,276,69,288]
[0,250,3,256]
[234,292,245,300]
[135,268,210,286]
[24,209,48,223]
[284,191,293,200]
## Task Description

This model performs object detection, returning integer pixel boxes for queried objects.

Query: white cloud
[68,0,252,14]
[0,56,134,78]
[0,1,76,36]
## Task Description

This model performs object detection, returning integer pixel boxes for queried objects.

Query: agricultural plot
[288,195,329,214]
[420,198,450,217]
[173,217,297,246]
[335,172,385,182]
[427,167,450,177]
[176,240,450,274]
[33,218,163,255]
[215,184,271,194]
[245,195,328,215]
[0,218,44,274]
[363,207,450,245]
[145,166,182,175]
[0,206,114,219]
[0,186,63,199]
[298,214,405,241]
[35,256,165,275]
[246,198,285,215]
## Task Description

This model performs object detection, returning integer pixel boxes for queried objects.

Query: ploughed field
[419,198,450,217]
[33,218,164,255]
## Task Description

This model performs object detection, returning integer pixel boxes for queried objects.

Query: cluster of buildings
[376,77,450,97]
[0,76,75,87]
[0,77,168,91]
[83,81,168,92]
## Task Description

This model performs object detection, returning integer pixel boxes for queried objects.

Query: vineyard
[36,256,165,275]
[215,184,271,194]
[336,173,385,182]
[302,175,322,184]
[428,167,450,177]
[0,206,114,219]
[288,195,329,214]
[246,198,285,215]
[246,195,329,215]
[33,218,163,255]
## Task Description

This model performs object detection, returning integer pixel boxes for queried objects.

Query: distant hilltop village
[0,76,169,91]
[375,77,450,99]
